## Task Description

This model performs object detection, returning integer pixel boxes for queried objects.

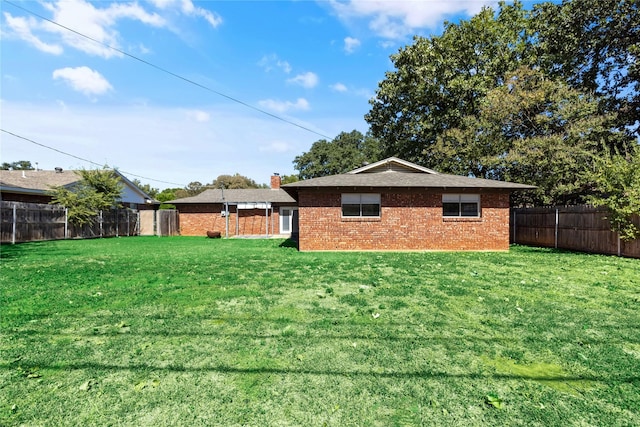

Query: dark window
[342,194,381,217]
[443,194,480,217]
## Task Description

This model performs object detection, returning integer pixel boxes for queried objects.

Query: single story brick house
[169,175,298,237]
[281,157,535,251]
[0,168,155,209]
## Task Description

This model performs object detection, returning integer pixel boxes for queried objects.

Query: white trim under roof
[348,157,439,175]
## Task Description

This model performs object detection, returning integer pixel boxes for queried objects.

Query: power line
[3,0,333,140]
[1,129,188,187]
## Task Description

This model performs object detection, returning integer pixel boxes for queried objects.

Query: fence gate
[157,210,178,236]
[139,210,155,235]
[138,210,178,236]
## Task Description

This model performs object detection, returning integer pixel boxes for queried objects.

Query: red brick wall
[296,189,511,251]
[176,204,283,236]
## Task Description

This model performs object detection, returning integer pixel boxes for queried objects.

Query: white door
[279,207,298,235]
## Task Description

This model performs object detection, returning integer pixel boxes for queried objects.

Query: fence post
[12,204,17,244]
[617,233,621,257]
[99,210,103,237]
[64,208,69,239]
[554,208,559,249]
[512,210,516,244]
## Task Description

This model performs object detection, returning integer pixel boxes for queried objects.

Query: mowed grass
[1,237,639,426]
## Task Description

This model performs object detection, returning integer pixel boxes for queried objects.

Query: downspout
[12,204,16,244]
[554,208,559,249]
[225,202,229,238]
[236,205,239,236]
[221,185,229,238]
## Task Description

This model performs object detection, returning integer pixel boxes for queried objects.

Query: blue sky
[1,0,505,189]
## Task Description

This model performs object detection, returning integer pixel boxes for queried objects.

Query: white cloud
[52,66,113,96]
[193,7,223,28]
[148,0,222,27]
[2,12,63,54]
[3,0,222,59]
[186,109,210,122]
[41,0,166,58]
[329,0,492,40]
[259,141,293,153]
[330,83,348,92]
[344,36,361,54]
[258,98,310,113]
[287,72,319,89]
[258,54,292,74]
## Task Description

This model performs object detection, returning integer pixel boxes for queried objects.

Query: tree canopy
[293,130,382,179]
[532,0,640,135]
[1,161,35,170]
[365,0,637,208]
[587,145,640,241]
[211,174,266,190]
[49,168,124,226]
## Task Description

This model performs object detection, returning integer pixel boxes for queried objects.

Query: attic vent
[55,167,63,173]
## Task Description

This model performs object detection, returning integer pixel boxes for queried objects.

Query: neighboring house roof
[169,188,296,204]
[0,169,154,203]
[282,157,536,192]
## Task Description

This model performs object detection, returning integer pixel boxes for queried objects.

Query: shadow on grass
[279,238,298,249]
[2,359,637,384]
[7,311,639,346]
[0,241,54,259]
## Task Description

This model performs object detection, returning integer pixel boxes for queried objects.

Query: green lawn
[1,237,639,426]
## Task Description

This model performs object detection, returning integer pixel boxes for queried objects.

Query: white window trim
[442,194,481,218]
[341,193,381,218]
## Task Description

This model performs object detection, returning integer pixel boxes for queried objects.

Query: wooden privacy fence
[1,201,140,244]
[510,205,640,258]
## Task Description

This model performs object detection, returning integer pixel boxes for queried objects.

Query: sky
[1,0,504,190]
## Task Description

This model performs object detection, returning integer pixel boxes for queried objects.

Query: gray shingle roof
[0,169,154,202]
[282,172,536,190]
[169,188,296,204]
[282,157,536,191]
[0,170,81,192]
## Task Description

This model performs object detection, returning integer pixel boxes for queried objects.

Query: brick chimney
[270,173,281,189]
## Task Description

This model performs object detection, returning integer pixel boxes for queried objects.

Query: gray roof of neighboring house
[168,188,296,204]
[0,169,154,201]
[0,169,81,193]
[282,157,536,192]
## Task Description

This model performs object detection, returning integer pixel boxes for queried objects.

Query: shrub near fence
[510,205,640,258]
[0,201,139,244]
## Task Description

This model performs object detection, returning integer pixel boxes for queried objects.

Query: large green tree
[364,0,638,212]
[532,0,640,136]
[587,145,640,241]
[365,1,534,165]
[436,67,629,206]
[173,181,206,199]
[49,169,124,226]
[293,130,382,179]
[210,174,266,189]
